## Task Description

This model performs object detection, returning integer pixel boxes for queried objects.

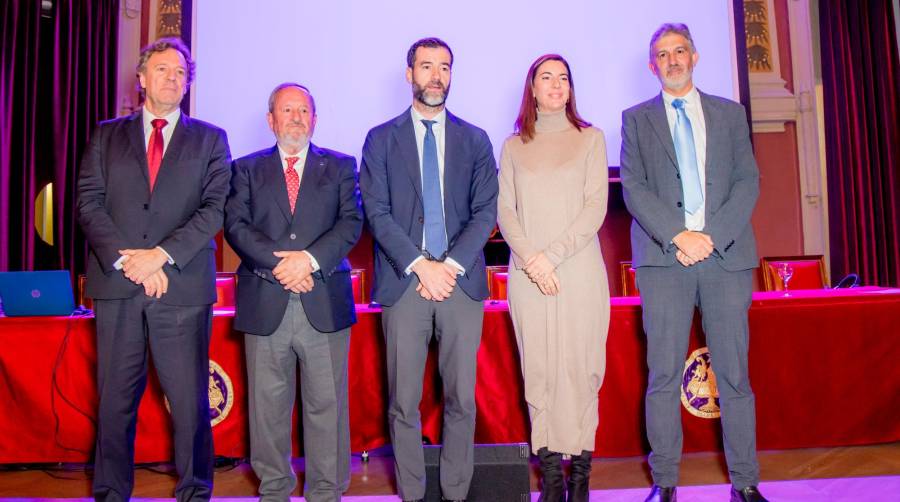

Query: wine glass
[777,262,794,296]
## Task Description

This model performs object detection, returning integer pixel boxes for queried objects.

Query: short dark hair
[136,37,196,85]
[649,23,696,61]
[267,82,316,114]
[406,37,453,68]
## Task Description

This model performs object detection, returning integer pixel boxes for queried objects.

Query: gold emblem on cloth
[681,347,720,419]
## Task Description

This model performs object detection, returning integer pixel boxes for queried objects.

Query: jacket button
[143,204,149,210]
[143,234,148,239]
[676,173,681,179]
[418,216,424,223]
[290,233,297,240]
[676,202,683,208]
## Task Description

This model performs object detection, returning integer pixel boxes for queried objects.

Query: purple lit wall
[193,0,738,164]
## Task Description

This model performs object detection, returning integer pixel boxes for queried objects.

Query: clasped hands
[119,248,169,298]
[413,259,458,301]
[272,251,315,294]
[672,231,714,267]
[524,252,560,296]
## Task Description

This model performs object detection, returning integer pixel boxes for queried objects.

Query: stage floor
[1,442,898,500]
[2,476,899,501]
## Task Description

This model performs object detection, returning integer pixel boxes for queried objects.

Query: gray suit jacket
[620,91,759,271]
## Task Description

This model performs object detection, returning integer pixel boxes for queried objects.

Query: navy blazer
[224,144,363,335]
[620,91,759,271]
[360,108,498,306]
[77,111,232,305]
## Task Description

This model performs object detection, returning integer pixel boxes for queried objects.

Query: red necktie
[147,118,168,191]
[285,156,300,214]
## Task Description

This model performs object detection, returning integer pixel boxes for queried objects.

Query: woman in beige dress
[497,54,610,502]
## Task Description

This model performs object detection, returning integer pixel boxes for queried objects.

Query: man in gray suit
[225,83,362,501]
[620,24,768,502]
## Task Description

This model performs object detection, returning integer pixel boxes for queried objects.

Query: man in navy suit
[620,24,767,502]
[359,37,498,502]
[224,83,362,502]
[77,38,231,501]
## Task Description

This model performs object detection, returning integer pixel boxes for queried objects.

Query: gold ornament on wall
[744,0,773,72]
[157,0,182,38]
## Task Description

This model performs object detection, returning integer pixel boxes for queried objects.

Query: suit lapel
[293,144,327,224]
[161,113,190,167]
[126,112,150,188]
[260,146,293,223]
[645,94,679,171]
[443,111,463,220]
[699,91,718,173]
[393,109,423,203]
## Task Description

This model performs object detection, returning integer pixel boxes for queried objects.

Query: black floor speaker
[424,442,531,502]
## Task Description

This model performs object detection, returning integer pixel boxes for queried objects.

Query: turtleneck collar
[535,109,572,133]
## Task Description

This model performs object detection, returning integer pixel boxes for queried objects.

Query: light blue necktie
[672,98,703,214]
[421,120,447,257]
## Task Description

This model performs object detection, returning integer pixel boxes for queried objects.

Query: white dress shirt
[662,86,707,231]
[277,143,320,273]
[405,107,464,275]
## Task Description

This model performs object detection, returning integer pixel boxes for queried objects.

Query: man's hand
[120,248,169,285]
[524,252,556,284]
[273,250,313,291]
[288,275,315,294]
[413,260,457,301]
[536,271,561,296]
[142,269,169,299]
[672,231,714,263]
[675,249,697,267]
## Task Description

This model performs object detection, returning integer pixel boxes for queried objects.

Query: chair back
[760,255,828,291]
[350,269,367,304]
[214,272,237,308]
[486,265,509,300]
[620,261,639,297]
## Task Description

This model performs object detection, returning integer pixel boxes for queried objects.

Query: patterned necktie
[285,156,300,214]
[147,118,168,191]
[672,98,703,214]
[421,120,447,258]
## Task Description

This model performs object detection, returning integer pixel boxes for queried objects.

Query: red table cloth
[1,287,899,463]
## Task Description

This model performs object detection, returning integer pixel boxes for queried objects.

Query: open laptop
[0,270,76,316]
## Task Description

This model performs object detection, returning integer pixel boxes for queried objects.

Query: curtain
[0,0,118,274]
[820,0,900,287]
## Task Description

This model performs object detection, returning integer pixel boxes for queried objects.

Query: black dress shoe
[644,484,677,502]
[730,486,769,502]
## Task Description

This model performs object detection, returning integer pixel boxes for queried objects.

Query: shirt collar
[662,85,701,108]
[411,106,446,128]
[277,143,311,167]
[142,105,181,130]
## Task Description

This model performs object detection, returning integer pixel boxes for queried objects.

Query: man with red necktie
[77,38,231,501]
[224,83,362,501]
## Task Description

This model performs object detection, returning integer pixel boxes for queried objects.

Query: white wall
[194,0,738,165]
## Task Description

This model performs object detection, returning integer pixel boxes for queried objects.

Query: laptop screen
[0,270,76,317]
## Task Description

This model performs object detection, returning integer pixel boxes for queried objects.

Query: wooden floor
[1,442,898,498]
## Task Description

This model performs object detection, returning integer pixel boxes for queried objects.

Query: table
[2,287,899,463]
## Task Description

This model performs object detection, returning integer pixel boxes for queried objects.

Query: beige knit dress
[497,110,610,455]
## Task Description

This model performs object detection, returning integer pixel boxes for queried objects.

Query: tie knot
[151,118,168,130]
[285,156,300,170]
[671,98,686,111]
[421,119,436,132]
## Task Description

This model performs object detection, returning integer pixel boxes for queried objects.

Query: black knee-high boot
[566,450,592,502]
[537,447,565,502]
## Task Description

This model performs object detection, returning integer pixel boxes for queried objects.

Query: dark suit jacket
[359,108,498,306]
[224,144,363,335]
[620,91,759,271]
[77,111,232,305]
